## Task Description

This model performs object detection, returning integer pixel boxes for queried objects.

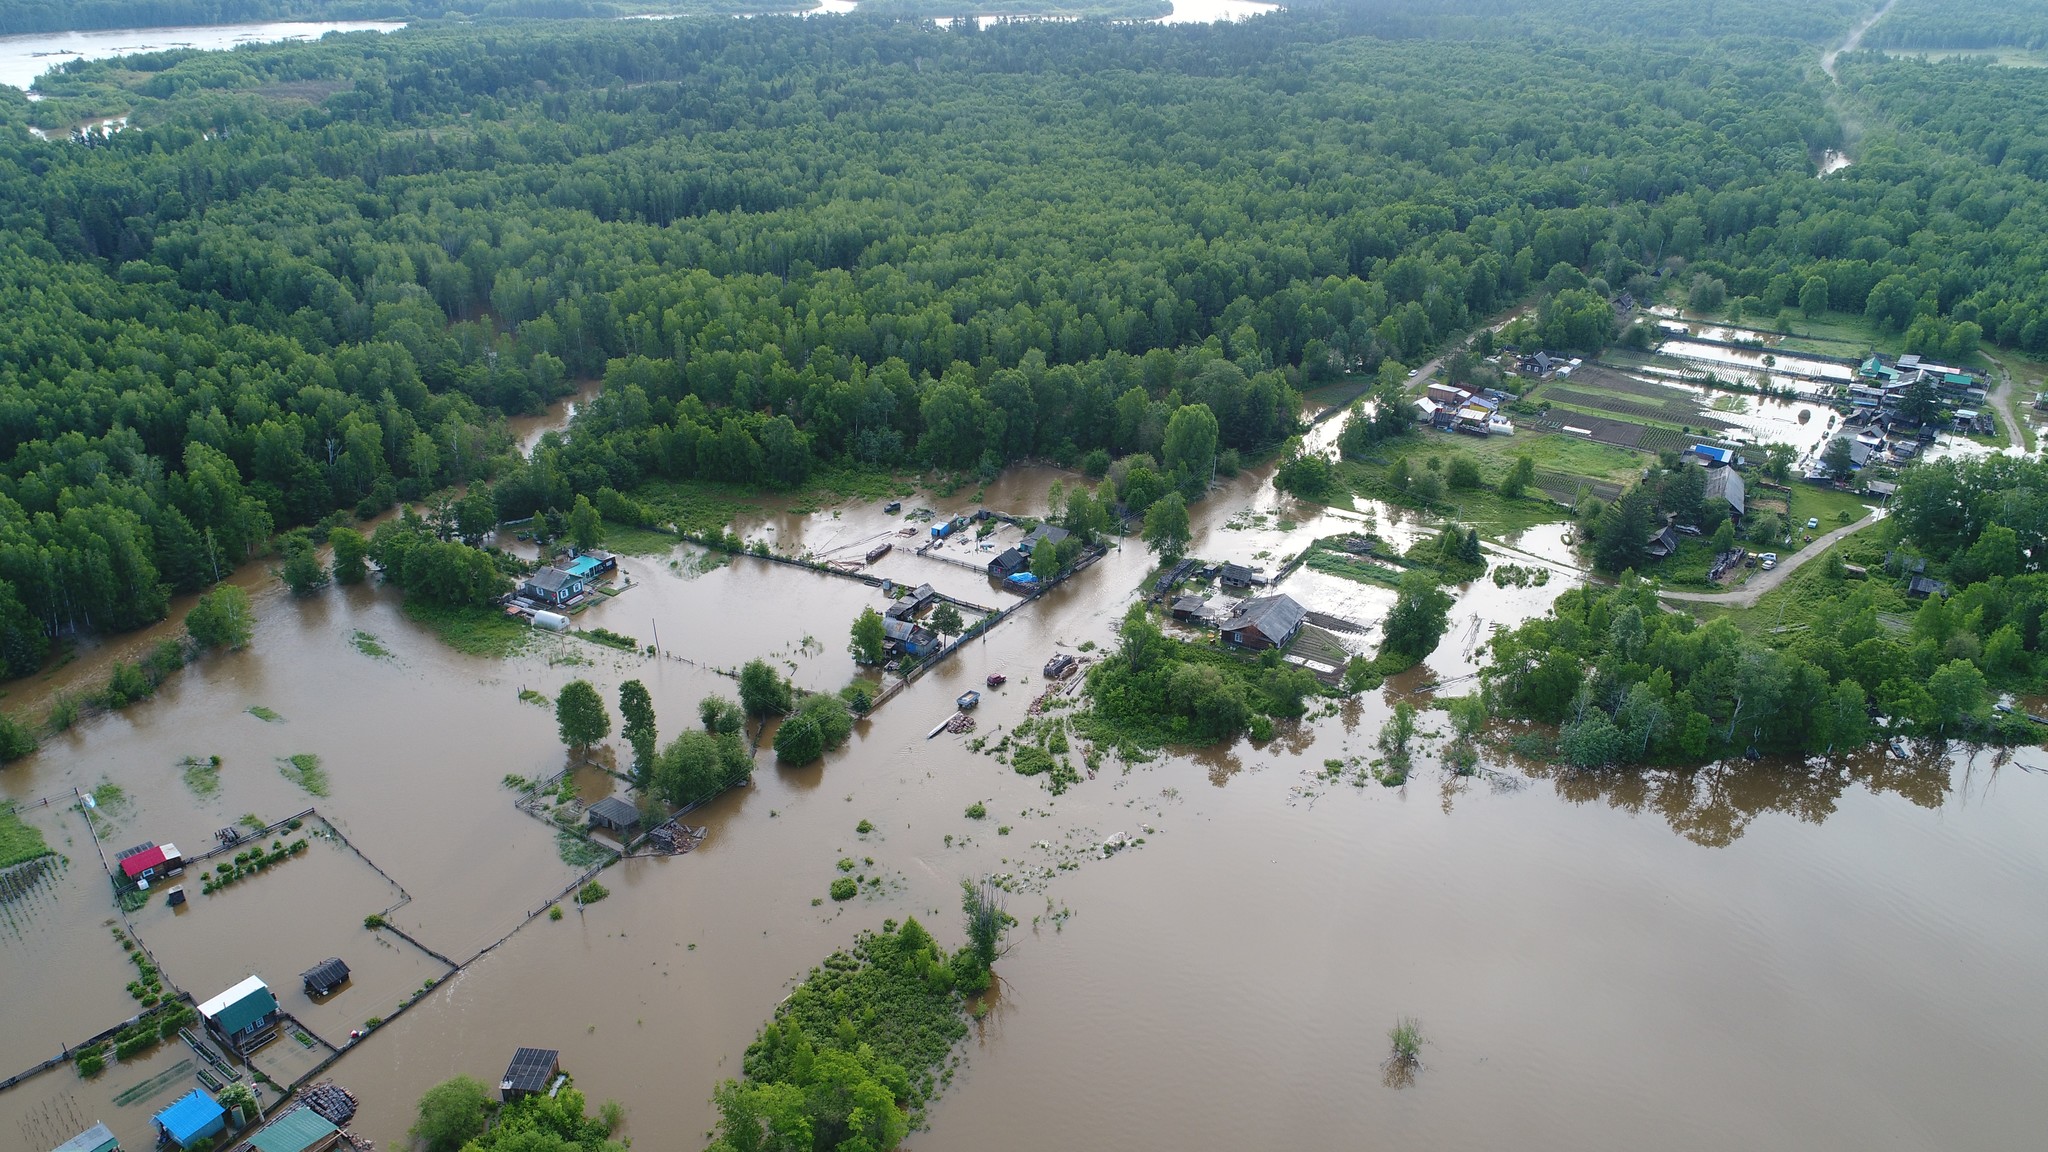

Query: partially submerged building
[50,1123,119,1152]
[116,842,182,886]
[198,976,281,1054]
[300,957,350,998]
[1219,594,1307,651]
[238,1107,342,1152]
[585,795,642,837]
[500,1047,561,1102]
[154,1091,226,1150]
[519,567,584,608]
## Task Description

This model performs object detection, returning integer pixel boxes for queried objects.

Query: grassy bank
[402,599,533,659]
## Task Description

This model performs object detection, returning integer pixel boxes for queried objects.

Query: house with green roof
[240,1107,341,1152]
[198,975,280,1053]
[49,1122,119,1152]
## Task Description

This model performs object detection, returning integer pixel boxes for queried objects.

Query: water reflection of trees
[1509,742,1964,847]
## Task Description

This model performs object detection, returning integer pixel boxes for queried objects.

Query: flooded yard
[5,398,2048,1152]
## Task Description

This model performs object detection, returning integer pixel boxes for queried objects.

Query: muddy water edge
[4,400,2048,1151]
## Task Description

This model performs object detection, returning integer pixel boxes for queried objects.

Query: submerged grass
[247,706,283,722]
[179,755,221,799]
[555,828,611,869]
[402,598,531,659]
[276,753,330,797]
[0,805,52,869]
[350,631,393,659]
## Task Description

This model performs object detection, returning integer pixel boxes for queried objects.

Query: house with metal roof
[50,1122,119,1152]
[987,548,1027,579]
[300,958,350,998]
[118,843,182,884]
[500,1047,560,1101]
[1019,524,1070,555]
[585,795,641,836]
[519,566,584,607]
[154,1091,226,1149]
[239,1107,341,1152]
[1219,595,1307,651]
[882,618,937,657]
[198,976,280,1052]
[1702,464,1745,516]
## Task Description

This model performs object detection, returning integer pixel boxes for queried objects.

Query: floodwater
[0,21,404,92]
[7,404,2048,1152]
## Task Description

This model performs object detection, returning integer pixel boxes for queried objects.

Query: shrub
[856,819,874,834]
[965,802,986,819]
[829,877,858,901]
[578,881,610,904]
[548,905,564,921]
[75,1048,105,1077]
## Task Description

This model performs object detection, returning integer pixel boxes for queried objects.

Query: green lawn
[401,599,533,659]
[600,524,683,557]
[1686,527,1905,635]
[1780,485,1878,542]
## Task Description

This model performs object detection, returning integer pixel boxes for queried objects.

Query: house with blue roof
[49,1122,119,1152]
[154,1090,225,1149]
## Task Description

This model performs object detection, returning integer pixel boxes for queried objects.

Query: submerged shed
[586,795,641,835]
[300,958,350,998]
[501,1048,561,1101]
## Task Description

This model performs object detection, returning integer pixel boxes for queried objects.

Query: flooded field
[6,392,2048,1152]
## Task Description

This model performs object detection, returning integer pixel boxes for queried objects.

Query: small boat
[957,690,981,711]
[985,673,1006,688]
[865,542,893,563]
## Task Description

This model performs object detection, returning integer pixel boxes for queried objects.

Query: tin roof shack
[1220,595,1307,651]
[586,795,641,837]
[198,976,281,1053]
[117,842,182,885]
[1218,563,1262,588]
[51,1123,119,1152]
[154,1091,226,1150]
[883,618,937,657]
[1171,595,1209,622]
[300,958,350,998]
[988,548,1027,579]
[1907,575,1949,600]
[501,1048,561,1102]
[238,1107,342,1152]
[520,566,584,608]
[1644,525,1679,559]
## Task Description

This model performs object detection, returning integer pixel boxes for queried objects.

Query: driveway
[1658,509,1886,608]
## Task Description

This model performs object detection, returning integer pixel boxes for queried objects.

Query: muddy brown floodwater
[5,392,2047,1152]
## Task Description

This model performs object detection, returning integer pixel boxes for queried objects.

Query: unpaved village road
[1658,510,1887,608]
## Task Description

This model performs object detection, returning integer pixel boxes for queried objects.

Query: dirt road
[1981,353,2029,453]
[1657,510,1887,608]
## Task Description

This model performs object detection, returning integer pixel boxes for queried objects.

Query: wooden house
[198,976,280,1053]
[1219,595,1307,651]
[520,567,584,607]
[241,1107,342,1152]
[51,1123,119,1152]
[153,1092,225,1150]
[300,958,350,998]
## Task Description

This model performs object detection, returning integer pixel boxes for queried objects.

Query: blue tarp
[156,1090,226,1147]
[1007,572,1039,585]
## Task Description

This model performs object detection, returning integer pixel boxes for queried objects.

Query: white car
[1806,517,1820,530]
[1760,553,1778,570]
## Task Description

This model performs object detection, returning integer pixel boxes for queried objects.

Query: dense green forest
[1861,0,2048,52]
[6,1,2048,694]
[0,0,801,37]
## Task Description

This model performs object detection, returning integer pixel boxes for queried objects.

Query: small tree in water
[930,602,964,639]
[556,679,611,761]
[619,680,658,789]
[1384,1016,1424,1088]
[739,659,792,719]
[958,878,1014,992]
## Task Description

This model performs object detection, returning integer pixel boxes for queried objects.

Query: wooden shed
[300,958,350,998]
[500,1048,561,1101]
[586,795,641,836]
